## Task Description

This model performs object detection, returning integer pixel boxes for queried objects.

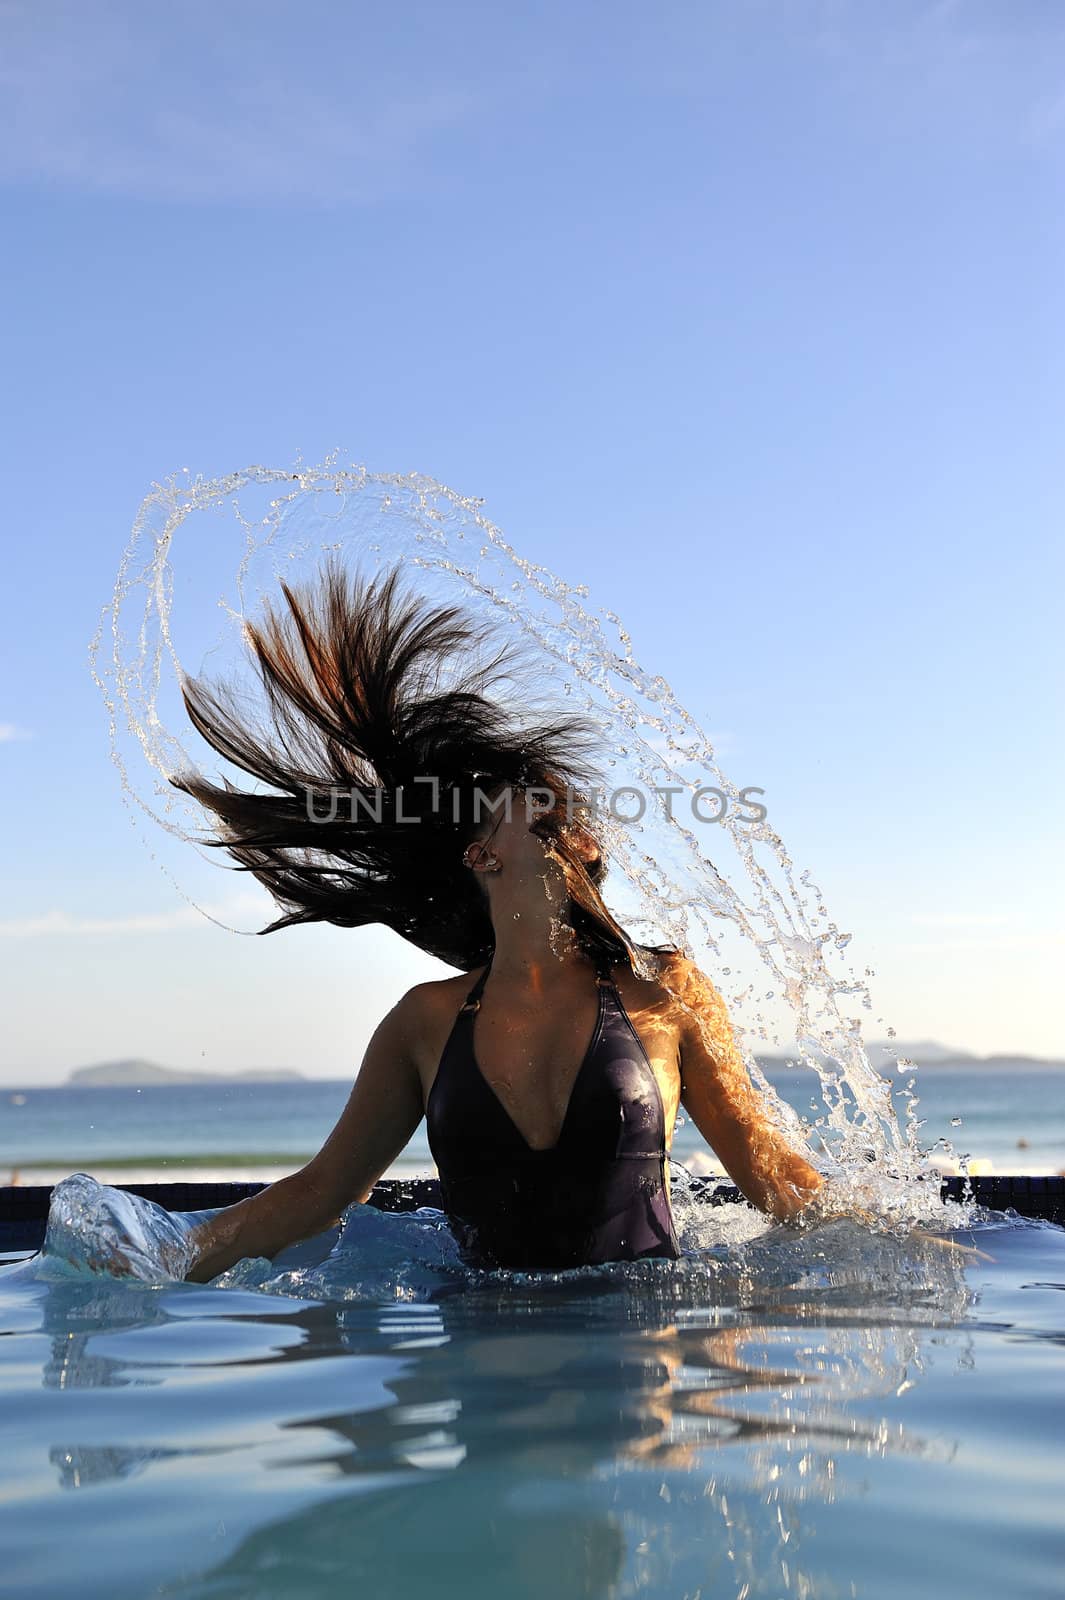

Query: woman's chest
[420,981,683,1152]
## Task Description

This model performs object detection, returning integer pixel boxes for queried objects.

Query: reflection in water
[1,1215,977,1599]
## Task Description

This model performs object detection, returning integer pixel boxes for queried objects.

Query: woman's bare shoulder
[609,947,689,1014]
[394,967,489,1029]
[636,949,727,1014]
[389,968,489,1081]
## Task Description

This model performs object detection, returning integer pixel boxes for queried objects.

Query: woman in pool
[176,560,824,1281]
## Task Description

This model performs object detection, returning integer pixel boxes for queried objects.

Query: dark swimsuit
[425,952,682,1270]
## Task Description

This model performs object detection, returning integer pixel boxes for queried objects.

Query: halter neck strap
[459,960,492,1012]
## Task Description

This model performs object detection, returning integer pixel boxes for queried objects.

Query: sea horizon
[6,1037,1065,1093]
[5,1065,1064,1188]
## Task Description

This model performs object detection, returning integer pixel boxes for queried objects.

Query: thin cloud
[0,723,33,742]
[0,909,203,938]
[811,0,1065,150]
[0,1,478,204]
[0,891,274,938]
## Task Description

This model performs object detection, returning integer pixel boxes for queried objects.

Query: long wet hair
[170,556,669,974]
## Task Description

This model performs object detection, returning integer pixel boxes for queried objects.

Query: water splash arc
[88,454,937,1192]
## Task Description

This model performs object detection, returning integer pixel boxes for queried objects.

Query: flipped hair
[170,556,664,973]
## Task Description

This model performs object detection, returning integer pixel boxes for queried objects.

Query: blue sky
[1,0,1063,1082]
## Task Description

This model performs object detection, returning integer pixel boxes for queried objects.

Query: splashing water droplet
[88,457,945,1208]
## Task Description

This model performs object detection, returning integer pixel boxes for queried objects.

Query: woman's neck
[484,901,591,986]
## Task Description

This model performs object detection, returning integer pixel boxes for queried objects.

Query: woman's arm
[666,955,824,1220]
[183,991,427,1282]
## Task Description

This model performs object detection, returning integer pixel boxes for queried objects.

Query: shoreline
[5,1153,1065,1188]
[0,1161,437,1188]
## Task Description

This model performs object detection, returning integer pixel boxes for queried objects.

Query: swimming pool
[1,1196,1062,1600]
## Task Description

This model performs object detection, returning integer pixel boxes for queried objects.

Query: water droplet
[98,457,913,1205]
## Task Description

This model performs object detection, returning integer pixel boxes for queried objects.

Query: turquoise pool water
[1,1192,1063,1599]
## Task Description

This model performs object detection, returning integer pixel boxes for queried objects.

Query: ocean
[2,1131,1064,1599]
[3,1067,1065,1599]
[4,1064,1064,1188]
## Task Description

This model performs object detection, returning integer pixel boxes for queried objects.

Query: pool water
[1,1198,1063,1600]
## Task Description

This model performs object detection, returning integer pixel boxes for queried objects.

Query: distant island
[53,1045,1064,1089]
[66,1059,306,1087]
[757,1040,1064,1071]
